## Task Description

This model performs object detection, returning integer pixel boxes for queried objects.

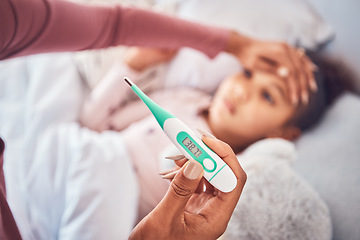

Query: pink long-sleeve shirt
[0,0,230,238]
[0,0,229,60]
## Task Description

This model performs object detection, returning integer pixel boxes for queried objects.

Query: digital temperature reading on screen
[182,137,202,157]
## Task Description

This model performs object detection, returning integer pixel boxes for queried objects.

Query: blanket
[0,53,138,240]
[225,139,332,239]
[0,53,332,240]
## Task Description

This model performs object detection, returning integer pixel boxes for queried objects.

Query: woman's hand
[226,31,317,105]
[129,135,247,240]
[124,47,177,72]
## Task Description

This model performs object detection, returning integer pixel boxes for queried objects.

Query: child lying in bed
[79,46,347,239]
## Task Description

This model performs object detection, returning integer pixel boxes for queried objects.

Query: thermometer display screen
[182,137,202,158]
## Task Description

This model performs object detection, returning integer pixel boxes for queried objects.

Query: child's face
[208,70,297,151]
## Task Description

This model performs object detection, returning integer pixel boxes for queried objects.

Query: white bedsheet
[0,53,139,240]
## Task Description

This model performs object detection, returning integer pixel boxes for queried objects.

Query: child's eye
[243,69,252,79]
[262,91,275,105]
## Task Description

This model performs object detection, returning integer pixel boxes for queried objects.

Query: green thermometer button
[177,131,217,173]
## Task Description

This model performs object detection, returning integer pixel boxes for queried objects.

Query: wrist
[129,215,169,240]
[224,31,252,58]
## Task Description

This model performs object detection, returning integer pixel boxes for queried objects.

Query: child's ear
[267,126,302,141]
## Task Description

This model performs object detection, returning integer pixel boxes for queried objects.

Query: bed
[1,0,359,239]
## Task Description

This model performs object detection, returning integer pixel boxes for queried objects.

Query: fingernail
[159,169,175,175]
[165,155,186,161]
[310,79,318,92]
[162,170,180,179]
[297,48,305,57]
[311,63,318,72]
[302,92,309,105]
[197,129,216,139]
[183,160,203,180]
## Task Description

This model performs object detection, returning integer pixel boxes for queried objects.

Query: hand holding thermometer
[124,77,237,192]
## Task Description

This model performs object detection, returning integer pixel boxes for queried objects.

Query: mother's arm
[0,0,228,60]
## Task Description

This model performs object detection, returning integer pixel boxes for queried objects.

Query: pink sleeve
[0,0,230,60]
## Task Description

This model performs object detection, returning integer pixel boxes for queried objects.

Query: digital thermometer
[124,77,237,193]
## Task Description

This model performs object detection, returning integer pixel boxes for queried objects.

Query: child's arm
[79,61,143,132]
[124,47,177,72]
[79,48,177,132]
[102,99,152,131]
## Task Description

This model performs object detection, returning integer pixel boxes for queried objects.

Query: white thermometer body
[124,77,237,192]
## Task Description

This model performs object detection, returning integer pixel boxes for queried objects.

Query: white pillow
[175,0,334,50]
[294,92,360,240]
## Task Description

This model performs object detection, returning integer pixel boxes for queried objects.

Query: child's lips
[223,98,236,115]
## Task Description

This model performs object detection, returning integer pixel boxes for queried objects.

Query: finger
[198,136,246,220]
[174,158,188,168]
[298,54,312,105]
[249,56,292,84]
[204,177,216,194]
[195,178,207,194]
[161,169,181,180]
[283,46,301,106]
[159,165,180,175]
[291,48,309,105]
[302,54,318,92]
[201,136,245,180]
[248,55,280,74]
[155,160,204,220]
[165,154,185,161]
[164,154,188,167]
[159,168,176,176]
[200,137,246,197]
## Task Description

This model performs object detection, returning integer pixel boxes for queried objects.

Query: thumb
[160,160,204,218]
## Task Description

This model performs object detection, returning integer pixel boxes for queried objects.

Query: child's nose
[234,83,249,103]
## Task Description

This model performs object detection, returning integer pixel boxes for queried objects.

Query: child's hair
[288,53,355,132]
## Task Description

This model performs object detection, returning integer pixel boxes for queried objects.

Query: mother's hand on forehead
[226,31,318,106]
